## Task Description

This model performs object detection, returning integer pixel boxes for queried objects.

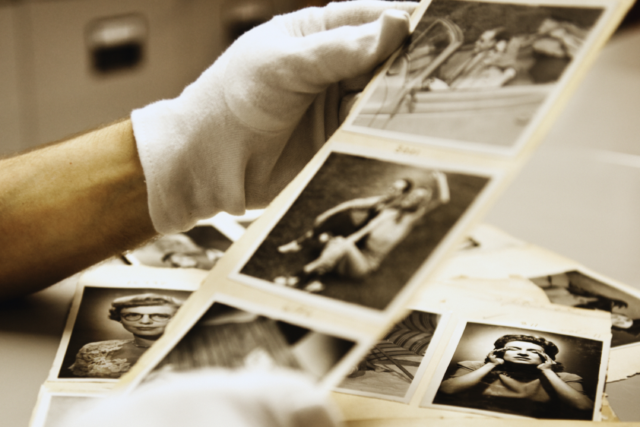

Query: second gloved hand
[132,1,416,234]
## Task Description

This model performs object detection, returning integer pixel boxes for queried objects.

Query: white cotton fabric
[62,368,343,427]
[132,1,416,234]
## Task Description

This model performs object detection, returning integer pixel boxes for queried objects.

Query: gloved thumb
[225,8,412,133]
[296,9,412,87]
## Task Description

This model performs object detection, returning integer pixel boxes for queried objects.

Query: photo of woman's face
[501,341,544,365]
[119,305,178,338]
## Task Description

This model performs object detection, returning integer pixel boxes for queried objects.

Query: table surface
[2,25,640,427]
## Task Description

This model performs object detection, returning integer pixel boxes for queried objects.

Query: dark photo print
[529,271,640,348]
[156,303,355,381]
[239,152,490,310]
[59,287,191,379]
[426,323,603,420]
[351,0,603,149]
[338,310,442,401]
[124,225,233,270]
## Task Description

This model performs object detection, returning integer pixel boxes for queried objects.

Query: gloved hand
[132,1,416,234]
[63,368,342,427]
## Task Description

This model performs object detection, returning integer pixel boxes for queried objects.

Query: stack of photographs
[329,225,640,425]
[33,226,639,426]
[29,0,634,425]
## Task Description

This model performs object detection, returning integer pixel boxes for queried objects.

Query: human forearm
[439,363,497,394]
[0,119,155,299]
[337,240,372,279]
[540,370,593,411]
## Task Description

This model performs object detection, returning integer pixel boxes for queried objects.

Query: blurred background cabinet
[0,0,329,156]
[0,3,21,155]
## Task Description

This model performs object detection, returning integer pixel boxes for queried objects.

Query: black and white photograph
[346,0,604,152]
[529,270,640,348]
[236,152,491,310]
[56,287,191,380]
[123,225,233,270]
[154,302,355,381]
[422,322,604,420]
[336,310,445,402]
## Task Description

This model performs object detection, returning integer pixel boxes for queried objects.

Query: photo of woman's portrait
[58,287,191,380]
[124,225,232,270]
[425,323,603,420]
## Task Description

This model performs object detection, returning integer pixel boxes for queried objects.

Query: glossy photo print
[235,152,491,311]
[336,310,446,402]
[422,322,604,420]
[346,0,604,153]
[57,287,191,380]
[529,270,640,348]
[154,302,355,381]
[123,225,233,270]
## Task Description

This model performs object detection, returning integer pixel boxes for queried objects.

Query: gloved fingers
[280,1,418,36]
[281,9,411,95]
[225,9,411,132]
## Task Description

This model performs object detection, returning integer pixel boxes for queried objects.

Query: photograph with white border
[335,309,449,403]
[30,388,102,427]
[528,269,640,349]
[146,295,363,384]
[53,286,192,381]
[234,151,493,311]
[421,321,606,420]
[344,0,607,155]
[122,224,233,270]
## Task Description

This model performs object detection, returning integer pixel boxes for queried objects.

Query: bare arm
[537,353,593,411]
[439,362,499,395]
[0,119,156,299]
[313,196,382,226]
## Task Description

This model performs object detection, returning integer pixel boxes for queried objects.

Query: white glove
[63,368,342,427]
[132,1,416,234]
